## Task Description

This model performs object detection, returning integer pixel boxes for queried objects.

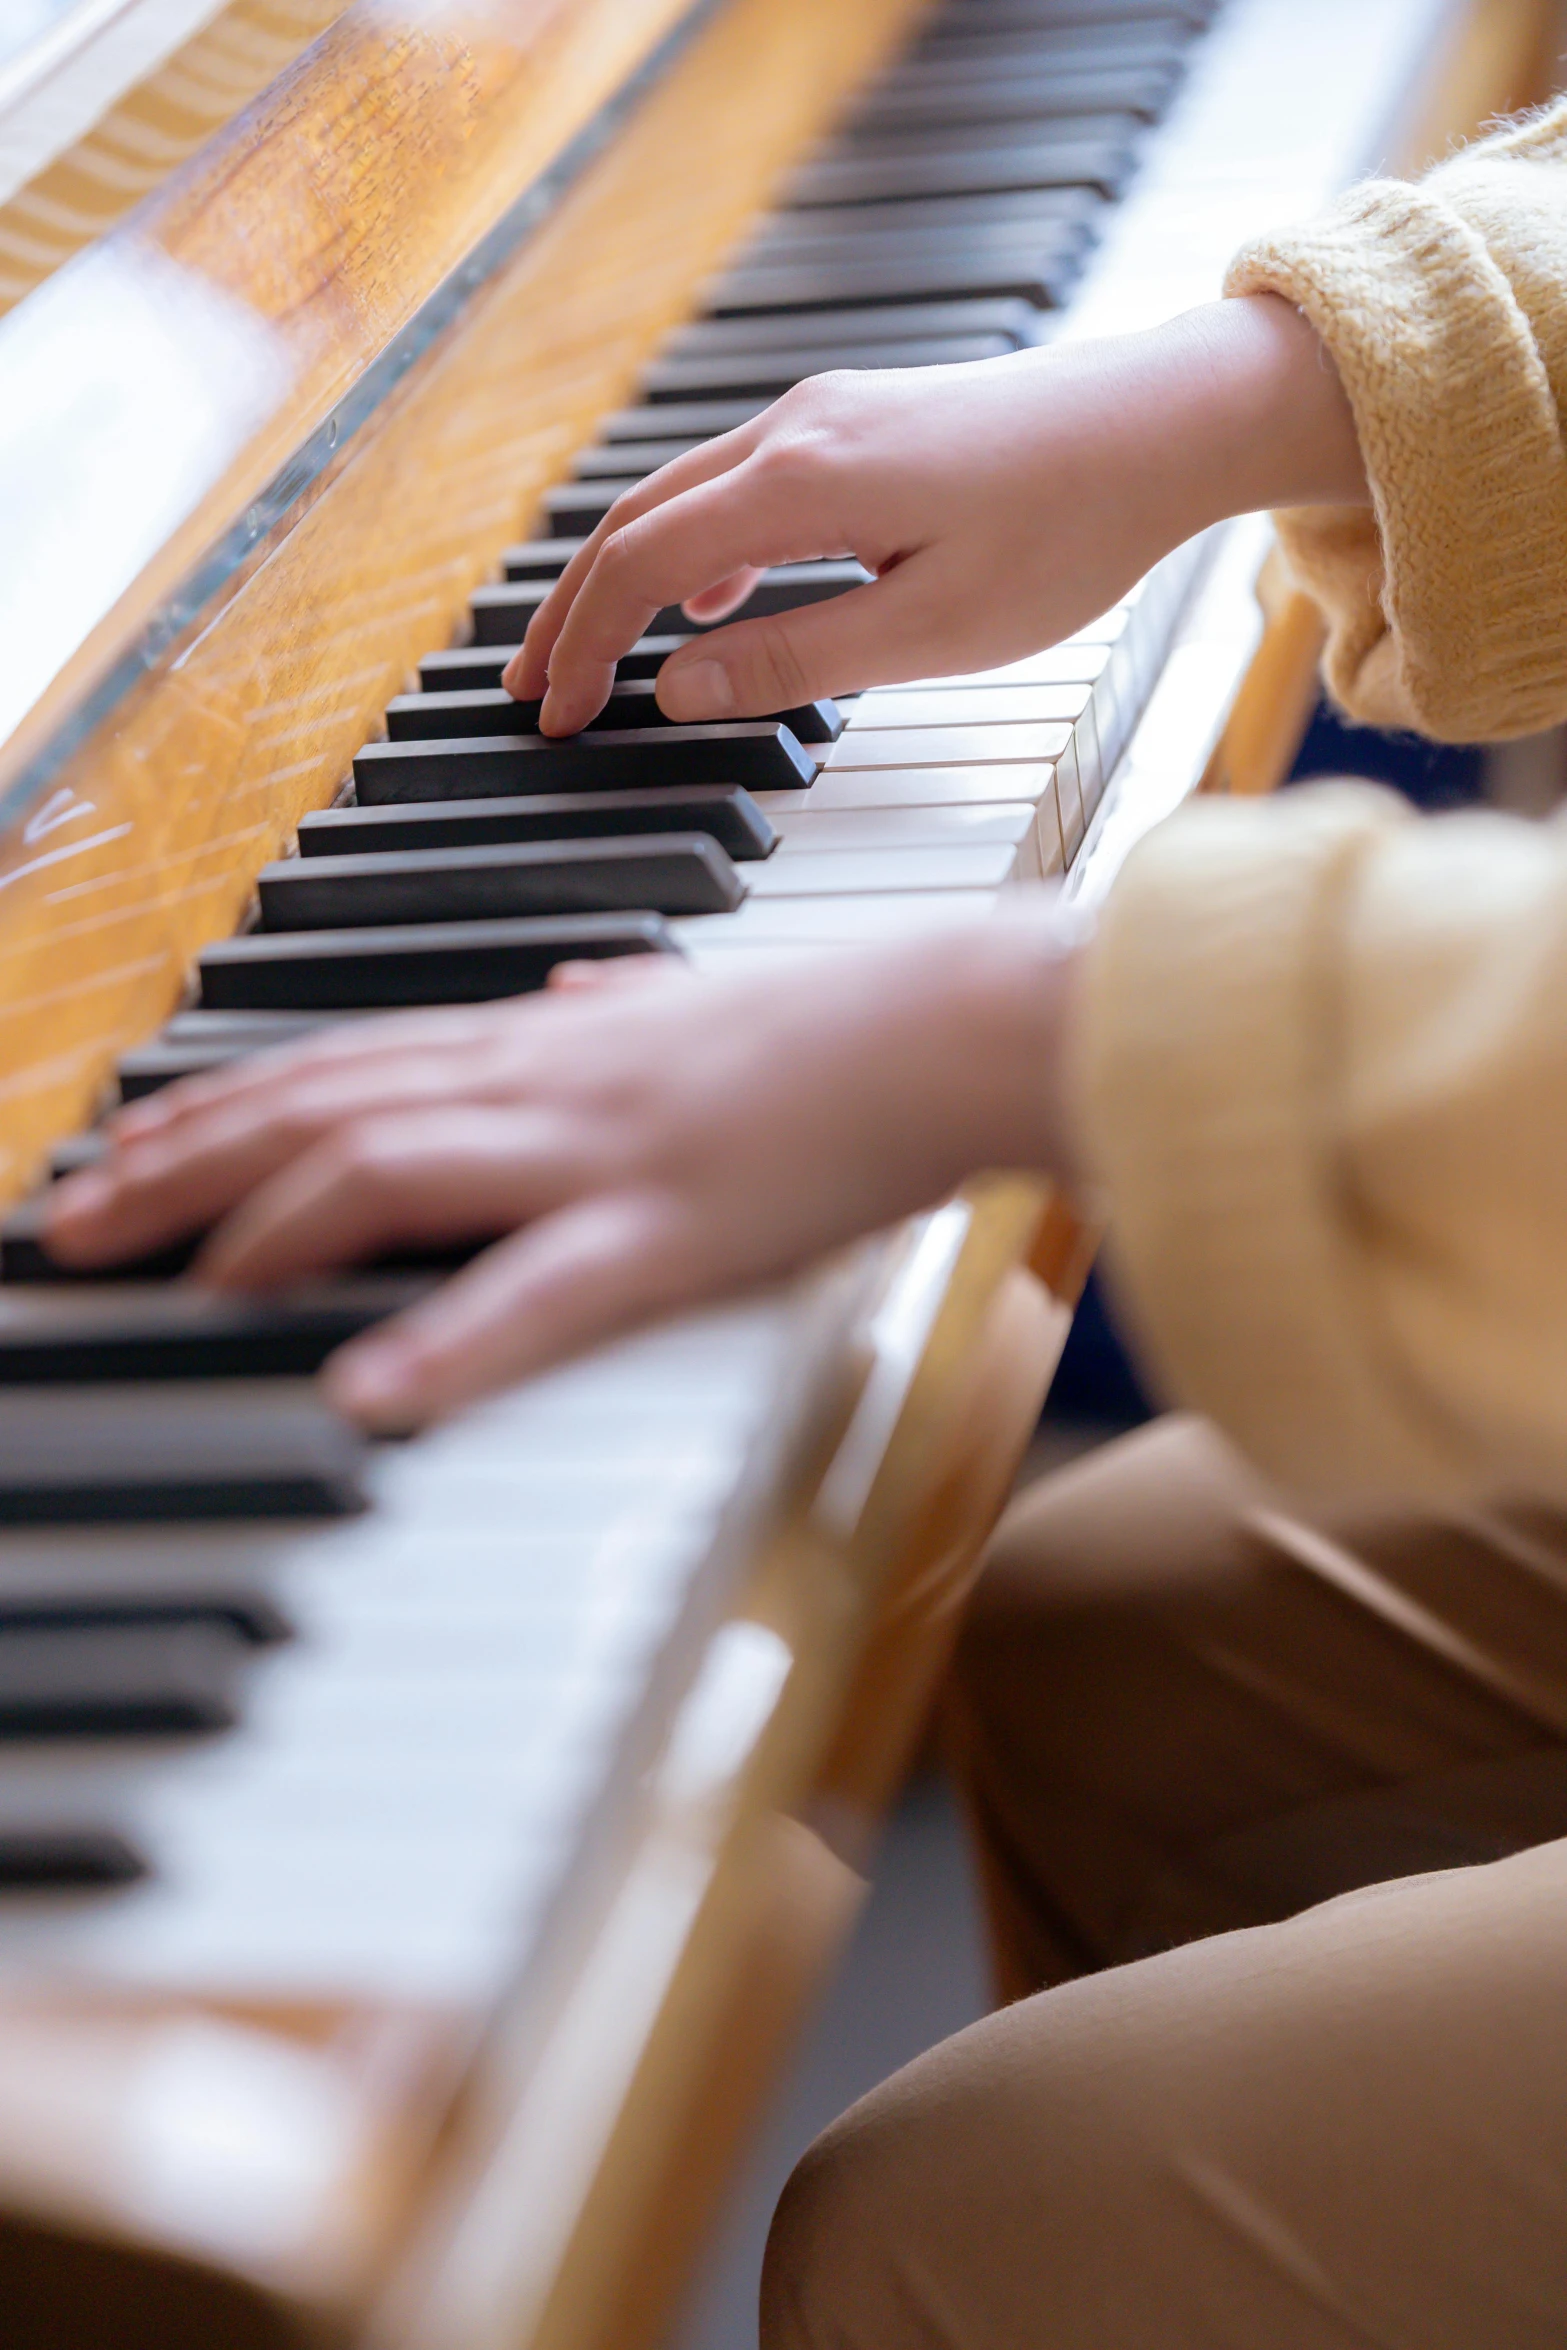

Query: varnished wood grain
[370,1182,1061,2350]
[0,0,351,313]
[0,0,927,1203]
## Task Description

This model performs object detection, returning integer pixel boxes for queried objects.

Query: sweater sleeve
[1075,784,1567,1506]
[1225,100,1567,740]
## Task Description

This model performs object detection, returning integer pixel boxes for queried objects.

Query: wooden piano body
[0,0,1555,2340]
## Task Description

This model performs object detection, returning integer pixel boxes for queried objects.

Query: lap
[764,1838,1567,2350]
[948,1416,1567,1980]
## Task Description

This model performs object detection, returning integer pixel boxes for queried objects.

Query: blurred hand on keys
[43,298,1366,1428]
[46,910,1088,1428]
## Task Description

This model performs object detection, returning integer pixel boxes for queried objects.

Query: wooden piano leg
[543,1261,1065,2350]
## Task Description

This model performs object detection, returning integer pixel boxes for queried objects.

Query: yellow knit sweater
[1078,101,1567,1505]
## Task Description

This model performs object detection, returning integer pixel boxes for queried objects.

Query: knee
[760,2102,898,2350]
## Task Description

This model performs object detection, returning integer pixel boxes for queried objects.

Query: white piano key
[772,804,1036,850]
[761,761,1063,814]
[870,645,1112,695]
[672,892,999,950]
[0,1298,799,1999]
[751,842,1019,896]
[823,722,1077,771]
[774,802,1057,881]
[846,687,1090,732]
[671,940,847,976]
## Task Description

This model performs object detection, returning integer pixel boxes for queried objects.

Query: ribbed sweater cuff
[1227,179,1567,740]
[1074,787,1468,1499]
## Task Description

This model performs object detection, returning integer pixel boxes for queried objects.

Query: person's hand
[42,903,1088,1429]
[507,293,1366,735]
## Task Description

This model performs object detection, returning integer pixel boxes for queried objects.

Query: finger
[323,1191,692,1429]
[545,954,688,995]
[654,554,943,721]
[536,455,856,735]
[680,566,767,624]
[193,1108,569,1287]
[503,418,770,704]
[110,1007,507,1145]
[48,1053,499,1266]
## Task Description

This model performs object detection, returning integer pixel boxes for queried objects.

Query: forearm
[1061,293,1368,549]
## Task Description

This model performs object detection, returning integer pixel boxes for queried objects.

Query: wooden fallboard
[0,0,928,1205]
[0,0,353,316]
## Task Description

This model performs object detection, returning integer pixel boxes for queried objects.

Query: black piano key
[423,639,703,695]
[745,187,1102,246]
[471,573,853,648]
[116,1044,254,1102]
[610,634,701,679]
[257,834,746,929]
[572,436,704,477]
[664,296,1044,356]
[784,134,1137,210]
[472,581,558,641]
[905,26,1189,68]
[0,1620,248,1739]
[822,110,1140,163]
[421,645,525,691]
[354,725,815,801]
[115,1011,374,1098]
[2,1196,197,1278]
[387,680,843,745]
[501,537,581,580]
[299,786,777,861]
[847,63,1178,131]
[541,478,642,535]
[0,1280,437,1382]
[49,1134,108,1182]
[542,480,639,535]
[883,22,1188,70]
[927,1,1206,32]
[597,398,768,440]
[637,331,1012,405]
[162,1009,362,1047]
[0,1390,368,1520]
[200,914,680,1011]
[0,1599,290,1644]
[708,243,1082,317]
[0,1830,147,1890]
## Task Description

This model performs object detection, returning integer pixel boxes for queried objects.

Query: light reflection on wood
[0,0,927,1202]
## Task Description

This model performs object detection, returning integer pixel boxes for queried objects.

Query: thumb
[655,561,938,721]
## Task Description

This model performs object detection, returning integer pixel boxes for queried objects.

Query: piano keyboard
[0,0,1462,2285]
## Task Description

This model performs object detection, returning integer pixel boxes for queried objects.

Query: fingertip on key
[326,1335,423,1429]
[45,1169,114,1234]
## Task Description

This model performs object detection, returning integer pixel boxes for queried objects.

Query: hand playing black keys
[505,293,1367,735]
[44,912,1087,1430]
[44,298,1371,1428]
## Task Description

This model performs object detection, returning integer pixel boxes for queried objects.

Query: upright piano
[0,0,1551,2340]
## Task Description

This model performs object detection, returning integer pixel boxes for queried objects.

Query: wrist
[1148,294,1368,531]
[914,899,1092,1190]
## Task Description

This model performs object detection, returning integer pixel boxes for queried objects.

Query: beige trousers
[761,1415,1567,2348]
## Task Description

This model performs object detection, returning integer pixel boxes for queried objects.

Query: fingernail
[328,1342,418,1426]
[659,659,734,722]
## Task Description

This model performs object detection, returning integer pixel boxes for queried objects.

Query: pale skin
[44,293,1367,1429]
